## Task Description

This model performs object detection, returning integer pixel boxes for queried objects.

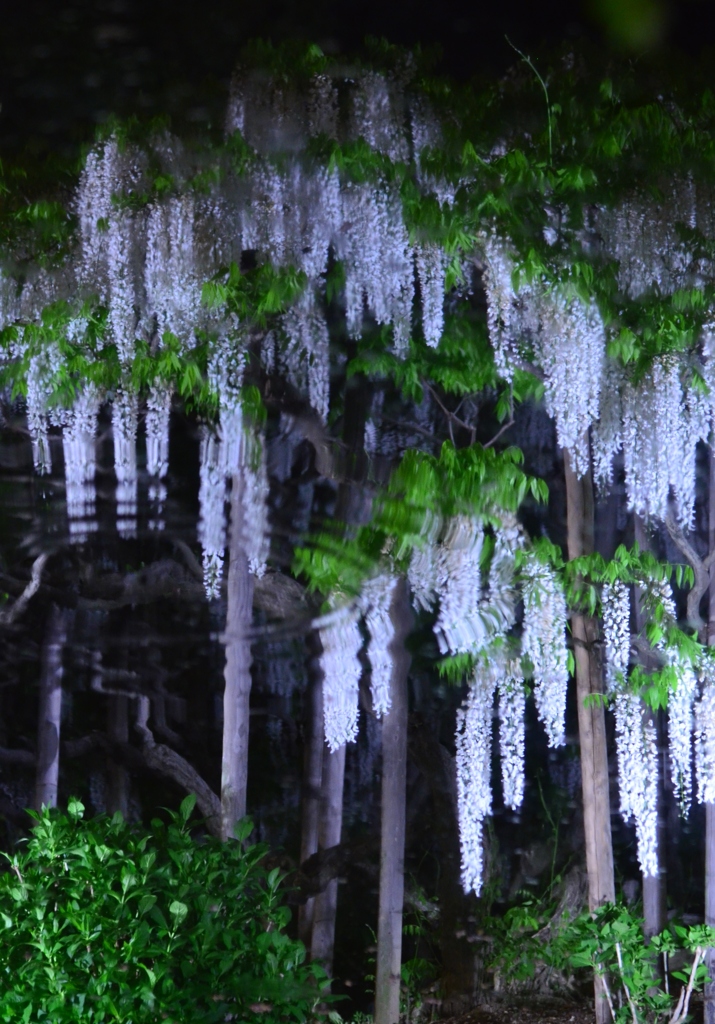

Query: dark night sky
[0,0,713,155]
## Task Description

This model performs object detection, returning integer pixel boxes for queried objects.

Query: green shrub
[0,796,328,1023]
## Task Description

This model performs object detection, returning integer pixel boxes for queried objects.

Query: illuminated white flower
[521,554,569,748]
[319,605,364,751]
[362,574,399,717]
[456,661,497,895]
[602,580,631,692]
[614,691,658,877]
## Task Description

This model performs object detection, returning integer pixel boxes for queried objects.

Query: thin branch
[597,962,618,1024]
[615,942,639,1024]
[484,417,515,449]
[669,946,704,1024]
[0,553,49,625]
[422,380,476,443]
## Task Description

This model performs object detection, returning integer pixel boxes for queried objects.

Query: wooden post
[35,604,68,811]
[564,444,615,1024]
[299,666,324,944]
[311,742,347,976]
[705,449,715,1024]
[220,472,255,840]
[374,579,411,1024]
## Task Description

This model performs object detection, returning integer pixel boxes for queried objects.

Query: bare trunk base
[311,743,346,978]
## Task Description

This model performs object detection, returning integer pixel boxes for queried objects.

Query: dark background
[1,0,713,158]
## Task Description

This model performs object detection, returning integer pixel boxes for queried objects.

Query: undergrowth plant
[487,898,715,1024]
[0,796,328,1023]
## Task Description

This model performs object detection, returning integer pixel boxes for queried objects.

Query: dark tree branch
[665,514,715,632]
[287,835,381,903]
[0,554,49,625]
[134,697,222,836]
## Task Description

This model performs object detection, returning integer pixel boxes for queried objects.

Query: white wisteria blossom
[198,428,227,600]
[455,662,497,895]
[521,554,569,748]
[318,605,364,751]
[498,660,526,811]
[668,655,696,812]
[434,516,485,655]
[407,513,441,612]
[62,387,101,542]
[695,660,715,805]
[335,182,413,356]
[415,242,449,348]
[362,574,398,717]
[602,580,631,692]
[537,292,605,477]
[240,443,270,579]
[145,384,172,479]
[614,691,659,877]
[281,289,331,422]
[112,387,138,538]
[592,361,624,492]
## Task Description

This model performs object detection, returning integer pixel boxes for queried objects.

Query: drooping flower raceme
[62,387,101,543]
[415,242,449,348]
[455,662,497,895]
[198,428,227,600]
[362,574,398,718]
[695,660,715,805]
[498,660,526,811]
[318,605,364,752]
[521,554,569,748]
[668,655,696,813]
[537,292,605,478]
[434,517,485,655]
[602,580,631,692]
[614,691,659,877]
[112,386,138,538]
[407,513,441,612]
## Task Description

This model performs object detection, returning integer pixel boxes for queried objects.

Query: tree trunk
[106,694,130,817]
[311,742,346,977]
[564,445,616,1024]
[221,472,255,841]
[299,661,324,944]
[35,604,69,810]
[374,578,412,1024]
[704,449,715,1024]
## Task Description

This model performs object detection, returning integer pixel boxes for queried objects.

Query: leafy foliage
[0,797,327,1024]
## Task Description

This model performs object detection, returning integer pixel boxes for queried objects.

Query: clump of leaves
[0,796,328,1023]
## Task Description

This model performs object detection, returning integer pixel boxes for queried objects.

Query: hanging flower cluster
[521,554,570,748]
[602,580,631,692]
[362,574,399,718]
[695,660,715,805]
[434,517,485,654]
[455,661,497,895]
[668,655,696,813]
[614,691,659,877]
[198,428,226,599]
[498,660,526,811]
[61,387,100,543]
[318,605,364,752]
